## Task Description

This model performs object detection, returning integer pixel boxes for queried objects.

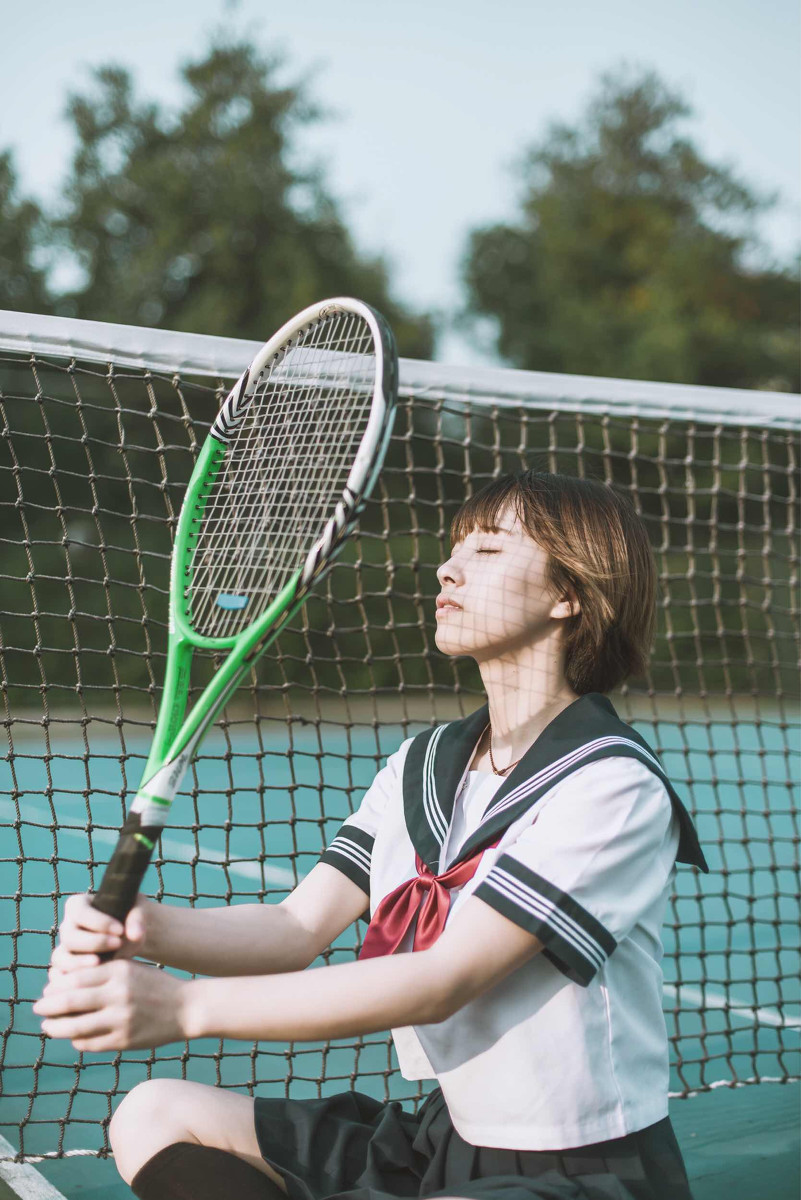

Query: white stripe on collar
[483,736,665,824]
[423,723,450,844]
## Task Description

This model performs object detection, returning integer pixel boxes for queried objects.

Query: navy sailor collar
[402,692,708,875]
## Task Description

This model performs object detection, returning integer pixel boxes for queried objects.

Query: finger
[51,946,102,973]
[51,950,101,975]
[58,927,123,955]
[72,1036,122,1053]
[35,985,107,1017]
[62,962,115,988]
[40,1010,113,1040]
[39,963,112,996]
[48,962,91,986]
[125,909,145,942]
[64,895,125,937]
[38,960,133,1017]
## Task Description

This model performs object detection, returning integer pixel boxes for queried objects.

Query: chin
[433,627,466,656]
[435,620,538,662]
[435,626,486,658]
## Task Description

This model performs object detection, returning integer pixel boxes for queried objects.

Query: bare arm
[185,945,447,1042]
[50,864,369,978]
[143,862,370,975]
[140,900,313,976]
[184,892,544,1042]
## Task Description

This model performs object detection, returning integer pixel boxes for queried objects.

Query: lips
[436,595,462,611]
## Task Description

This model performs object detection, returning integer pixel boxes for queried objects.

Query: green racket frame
[91,298,397,924]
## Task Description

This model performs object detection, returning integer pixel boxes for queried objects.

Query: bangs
[447,468,658,694]
[449,475,523,545]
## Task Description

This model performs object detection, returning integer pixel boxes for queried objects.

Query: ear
[550,586,579,622]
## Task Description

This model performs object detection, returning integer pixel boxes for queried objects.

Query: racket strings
[193,312,373,635]
[189,311,377,639]
[225,311,370,597]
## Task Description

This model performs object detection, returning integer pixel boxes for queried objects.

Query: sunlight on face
[434,508,560,662]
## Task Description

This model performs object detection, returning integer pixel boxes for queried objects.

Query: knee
[110,1079,193,1183]
[110,1078,179,1149]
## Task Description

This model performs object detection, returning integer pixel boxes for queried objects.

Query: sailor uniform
[254,693,705,1199]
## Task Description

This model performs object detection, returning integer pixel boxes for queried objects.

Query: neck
[476,634,581,758]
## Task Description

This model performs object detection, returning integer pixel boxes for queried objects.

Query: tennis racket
[91,297,398,925]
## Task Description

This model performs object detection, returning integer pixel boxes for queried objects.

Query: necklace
[484,722,525,776]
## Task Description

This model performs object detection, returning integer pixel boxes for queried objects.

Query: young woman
[35,470,707,1200]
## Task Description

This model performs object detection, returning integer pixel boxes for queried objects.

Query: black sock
[130,1141,288,1200]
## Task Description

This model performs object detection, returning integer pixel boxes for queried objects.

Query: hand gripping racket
[91,297,398,925]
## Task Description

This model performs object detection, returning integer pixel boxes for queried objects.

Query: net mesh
[0,312,798,1166]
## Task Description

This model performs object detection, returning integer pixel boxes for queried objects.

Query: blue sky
[3,0,798,363]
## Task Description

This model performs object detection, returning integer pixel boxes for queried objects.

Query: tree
[462,69,800,390]
[0,152,52,312]
[53,42,433,357]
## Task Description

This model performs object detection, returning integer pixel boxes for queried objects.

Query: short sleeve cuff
[318,821,374,895]
[474,853,617,986]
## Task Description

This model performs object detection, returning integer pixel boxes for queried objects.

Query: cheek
[483,559,540,601]
[477,566,553,630]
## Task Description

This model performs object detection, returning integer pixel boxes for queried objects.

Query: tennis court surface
[1,312,798,1198]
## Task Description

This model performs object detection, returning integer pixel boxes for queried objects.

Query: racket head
[172,297,398,647]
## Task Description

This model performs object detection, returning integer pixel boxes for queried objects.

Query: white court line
[0,799,299,887]
[660,985,800,1030]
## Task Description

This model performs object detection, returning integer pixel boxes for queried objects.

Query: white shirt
[321,737,681,1150]
[439,770,500,872]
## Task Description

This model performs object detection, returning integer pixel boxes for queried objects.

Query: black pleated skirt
[253,1087,694,1200]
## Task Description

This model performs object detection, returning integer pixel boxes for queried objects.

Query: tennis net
[0,309,799,1172]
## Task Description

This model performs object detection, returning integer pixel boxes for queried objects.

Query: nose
[436,552,462,588]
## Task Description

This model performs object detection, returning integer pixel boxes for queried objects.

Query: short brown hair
[450,471,657,695]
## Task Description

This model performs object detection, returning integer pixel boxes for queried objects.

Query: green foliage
[463,69,800,390]
[52,41,433,357]
[0,152,51,312]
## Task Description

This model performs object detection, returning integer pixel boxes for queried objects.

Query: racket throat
[133,748,195,824]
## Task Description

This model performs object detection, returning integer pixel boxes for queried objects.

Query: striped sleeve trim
[318,822,374,895]
[474,853,617,986]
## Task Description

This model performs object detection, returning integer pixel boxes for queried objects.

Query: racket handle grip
[91,809,159,929]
